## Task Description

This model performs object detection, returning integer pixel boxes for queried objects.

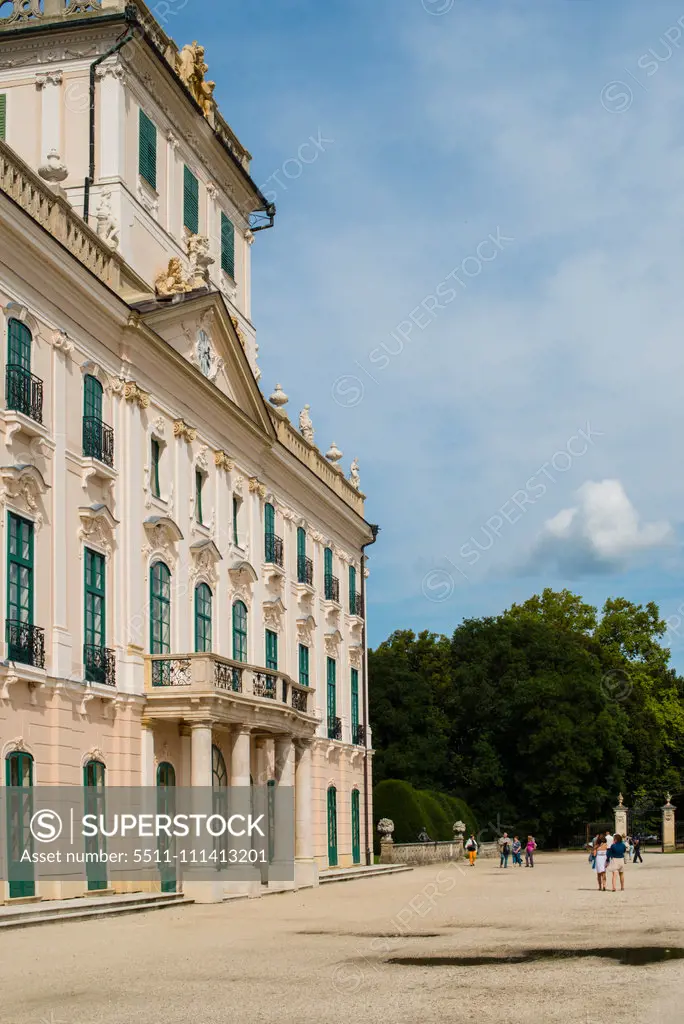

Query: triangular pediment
[136,292,275,440]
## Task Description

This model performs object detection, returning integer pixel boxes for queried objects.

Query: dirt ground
[1,851,683,1024]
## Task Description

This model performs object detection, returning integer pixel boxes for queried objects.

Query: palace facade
[0,0,375,901]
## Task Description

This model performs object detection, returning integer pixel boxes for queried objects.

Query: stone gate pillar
[662,795,676,853]
[614,793,628,837]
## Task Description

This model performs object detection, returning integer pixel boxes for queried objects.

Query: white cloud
[522,480,673,576]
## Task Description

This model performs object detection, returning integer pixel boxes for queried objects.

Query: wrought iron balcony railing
[324,573,340,603]
[146,653,312,715]
[328,716,342,741]
[5,364,43,423]
[265,533,284,567]
[350,591,364,617]
[6,619,45,668]
[297,555,313,586]
[84,644,116,687]
[354,723,366,746]
[82,416,115,467]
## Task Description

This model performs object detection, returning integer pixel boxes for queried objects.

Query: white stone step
[319,864,413,885]
[0,892,193,930]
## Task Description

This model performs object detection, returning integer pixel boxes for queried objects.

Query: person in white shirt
[605,832,614,849]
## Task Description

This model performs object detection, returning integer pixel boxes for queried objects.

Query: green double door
[327,786,338,867]
[351,790,361,865]
[84,761,107,891]
[157,762,177,892]
[5,752,35,898]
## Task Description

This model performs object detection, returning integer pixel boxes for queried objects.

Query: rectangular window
[151,439,161,498]
[195,470,204,525]
[221,212,235,278]
[0,94,6,142]
[138,109,157,191]
[265,629,278,671]
[327,657,337,738]
[184,165,199,234]
[84,549,105,650]
[7,513,33,627]
[298,644,310,687]
[232,496,239,546]
[349,565,357,614]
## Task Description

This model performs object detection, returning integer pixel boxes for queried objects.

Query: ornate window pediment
[78,503,118,558]
[297,615,317,646]
[263,598,286,632]
[229,559,258,606]
[324,630,343,658]
[0,464,48,527]
[189,538,222,586]
[143,515,184,566]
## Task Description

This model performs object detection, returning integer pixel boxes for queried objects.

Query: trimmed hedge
[374,779,478,850]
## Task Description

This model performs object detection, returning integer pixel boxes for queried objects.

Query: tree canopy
[369,590,684,843]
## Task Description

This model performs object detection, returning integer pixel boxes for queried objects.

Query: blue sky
[166,0,684,663]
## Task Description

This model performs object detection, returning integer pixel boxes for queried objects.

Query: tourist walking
[605,831,614,850]
[498,832,512,868]
[512,836,523,865]
[593,833,608,890]
[627,835,634,861]
[465,834,478,866]
[633,835,644,864]
[606,833,626,891]
[525,835,537,867]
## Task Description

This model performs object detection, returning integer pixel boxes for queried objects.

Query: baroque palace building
[0,0,376,901]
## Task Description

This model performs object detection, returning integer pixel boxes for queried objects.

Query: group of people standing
[589,831,642,891]
[464,832,537,867]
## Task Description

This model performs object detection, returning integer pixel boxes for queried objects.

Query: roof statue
[176,41,216,122]
[155,257,192,299]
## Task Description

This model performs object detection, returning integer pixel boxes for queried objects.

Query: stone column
[230,727,251,786]
[662,796,676,853]
[294,740,317,888]
[141,723,155,787]
[95,62,125,181]
[614,794,628,838]
[227,728,259,895]
[190,722,213,787]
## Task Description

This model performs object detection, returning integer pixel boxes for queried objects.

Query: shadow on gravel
[387,948,684,968]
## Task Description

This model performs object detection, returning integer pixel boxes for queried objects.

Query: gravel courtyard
[2,852,683,1024]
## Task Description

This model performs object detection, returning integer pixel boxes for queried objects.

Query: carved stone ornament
[263,599,286,632]
[214,450,234,471]
[233,475,244,496]
[94,59,124,82]
[78,504,118,560]
[174,419,197,443]
[35,71,63,88]
[49,328,73,356]
[155,258,192,299]
[195,446,209,472]
[186,234,215,290]
[230,316,246,350]
[249,477,267,499]
[66,0,103,14]
[229,560,258,603]
[112,380,149,408]
[176,41,216,122]
[349,458,360,490]
[349,646,363,669]
[324,630,343,658]
[153,417,166,437]
[189,539,222,586]
[377,818,395,841]
[143,516,184,566]
[0,465,48,528]
[3,1,44,24]
[297,616,316,646]
[38,149,68,184]
[269,383,288,408]
[95,189,120,250]
[0,674,20,702]
[326,441,343,466]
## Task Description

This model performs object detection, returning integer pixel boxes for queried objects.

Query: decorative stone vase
[377,818,395,864]
[269,383,288,408]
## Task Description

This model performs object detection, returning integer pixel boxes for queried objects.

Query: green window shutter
[232,600,248,662]
[349,565,357,614]
[84,548,105,650]
[298,644,309,687]
[324,547,333,577]
[326,656,336,735]
[151,439,161,498]
[351,668,359,740]
[194,583,212,653]
[327,787,338,867]
[351,790,361,864]
[0,94,6,141]
[264,502,275,561]
[221,212,235,278]
[265,629,278,670]
[7,318,32,372]
[139,110,157,191]
[184,165,199,234]
[297,527,306,561]
[232,495,239,546]
[195,470,203,525]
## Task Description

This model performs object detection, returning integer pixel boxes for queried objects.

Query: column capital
[35,70,64,89]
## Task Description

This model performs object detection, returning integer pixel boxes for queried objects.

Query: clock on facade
[196,329,213,376]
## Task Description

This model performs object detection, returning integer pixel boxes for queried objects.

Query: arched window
[83,374,109,462]
[83,374,103,422]
[6,318,40,421]
[157,762,176,787]
[5,750,35,898]
[327,786,338,867]
[157,761,176,891]
[212,745,227,788]
[232,600,247,663]
[150,561,171,686]
[194,583,212,653]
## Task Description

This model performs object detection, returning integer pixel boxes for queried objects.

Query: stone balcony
[144,653,318,737]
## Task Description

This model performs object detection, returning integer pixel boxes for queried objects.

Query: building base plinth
[294,858,319,889]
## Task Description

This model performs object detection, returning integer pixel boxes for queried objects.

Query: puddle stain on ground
[297,931,443,938]
[386,948,684,968]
